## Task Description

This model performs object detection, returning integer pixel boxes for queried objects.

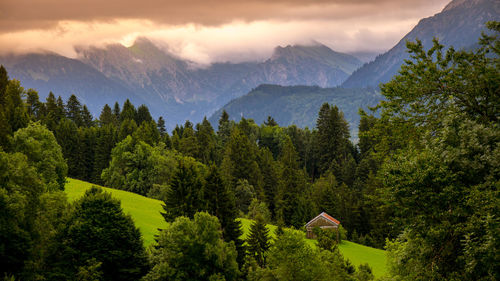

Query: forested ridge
[0,22,498,281]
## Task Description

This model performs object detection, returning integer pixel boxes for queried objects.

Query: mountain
[342,0,500,88]
[0,52,149,115]
[0,39,358,128]
[208,84,381,139]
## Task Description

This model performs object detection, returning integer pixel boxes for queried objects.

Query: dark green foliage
[118,118,138,141]
[195,117,217,164]
[66,94,83,126]
[51,187,148,281]
[26,89,43,120]
[380,25,500,128]
[221,127,262,189]
[379,23,500,280]
[112,102,120,121]
[383,116,500,280]
[161,160,203,222]
[145,212,239,281]
[276,137,312,228]
[55,119,80,178]
[315,103,351,180]
[256,148,279,219]
[217,110,232,146]
[101,136,156,195]
[246,215,271,267]
[157,116,166,136]
[249,230,349,281]
[98,104,115,126]
[133,120,160,145]
[0,78,29,148]
[178,121,199,158]
[136,104,153,124]
[12,122,67,191]
[202,165,245,267]
[120,99,137,121]
[92,125,116,184]
[81,105,94,127]
[0,152,44,277]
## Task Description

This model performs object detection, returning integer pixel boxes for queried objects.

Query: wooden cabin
[305,212,340,240]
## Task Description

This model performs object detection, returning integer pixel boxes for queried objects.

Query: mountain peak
[442,0,486,12]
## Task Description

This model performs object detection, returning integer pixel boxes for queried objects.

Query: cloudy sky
[0,0,450,63]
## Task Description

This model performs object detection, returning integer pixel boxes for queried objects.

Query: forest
[0,22,498,281]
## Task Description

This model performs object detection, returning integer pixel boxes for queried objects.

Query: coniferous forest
[0,22,499,281]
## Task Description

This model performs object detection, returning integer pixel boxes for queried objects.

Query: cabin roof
[305,212,340,227]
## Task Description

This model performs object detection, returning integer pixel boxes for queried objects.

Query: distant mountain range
[342,0,499,88]
[209,85,381,139]
[1,41,362,128]
[0,0,497,131]
[210,0,499,137]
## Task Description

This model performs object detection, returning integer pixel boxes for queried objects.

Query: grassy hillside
[65,178,167,246]
[66,178,387,277]
[239,218,387,277]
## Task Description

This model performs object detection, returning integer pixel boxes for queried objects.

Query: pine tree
[66,94,83,126]
[218,110,231,146]
[195,117,216,164]
[247,215,271,267]
[81,105,94,127]
[56,96,66,121]
[157,116,166,136]
[221,127,261,189]
[99,104,114,126]
[113,102,121,122]
[203,165,245,267]
[92,124,116,184]
[26,89,42,120]
[118,118,138,141]
[264,116,278,127]
[120,99,136,121]
[161,160,203,222]
[55,119,80,179]
[179,121,199,158]
[315,103,351,180]
[136,104,153,125]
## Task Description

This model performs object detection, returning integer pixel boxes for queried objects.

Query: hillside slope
[209,84,381,139]
[342,0,500,88]
[65,178,387,277]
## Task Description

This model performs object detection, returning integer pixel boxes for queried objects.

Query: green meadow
[66,178,387,277]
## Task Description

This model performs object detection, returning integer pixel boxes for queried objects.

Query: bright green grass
[65,178,167,246]
[239,218,387,277]
[65,178,386,277]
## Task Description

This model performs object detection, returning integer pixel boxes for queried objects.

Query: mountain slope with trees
[209,85,381,139]
[342,0,500,88]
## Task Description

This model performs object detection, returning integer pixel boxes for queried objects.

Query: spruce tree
[136,104,153,125]
[51,187,148,281]
[157,116,166,136]
[113,102,121,122]
[81,105,94,127]
[315,103,350,180]
[247,215,271,267]
[99,104,114,126]
[218,110,231,146]
[203,165,245,266]
[120,99,136,121]
[195,117,216,164]
[161,160,203,222]
[66,94,83,126]
[92,124,116,184]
